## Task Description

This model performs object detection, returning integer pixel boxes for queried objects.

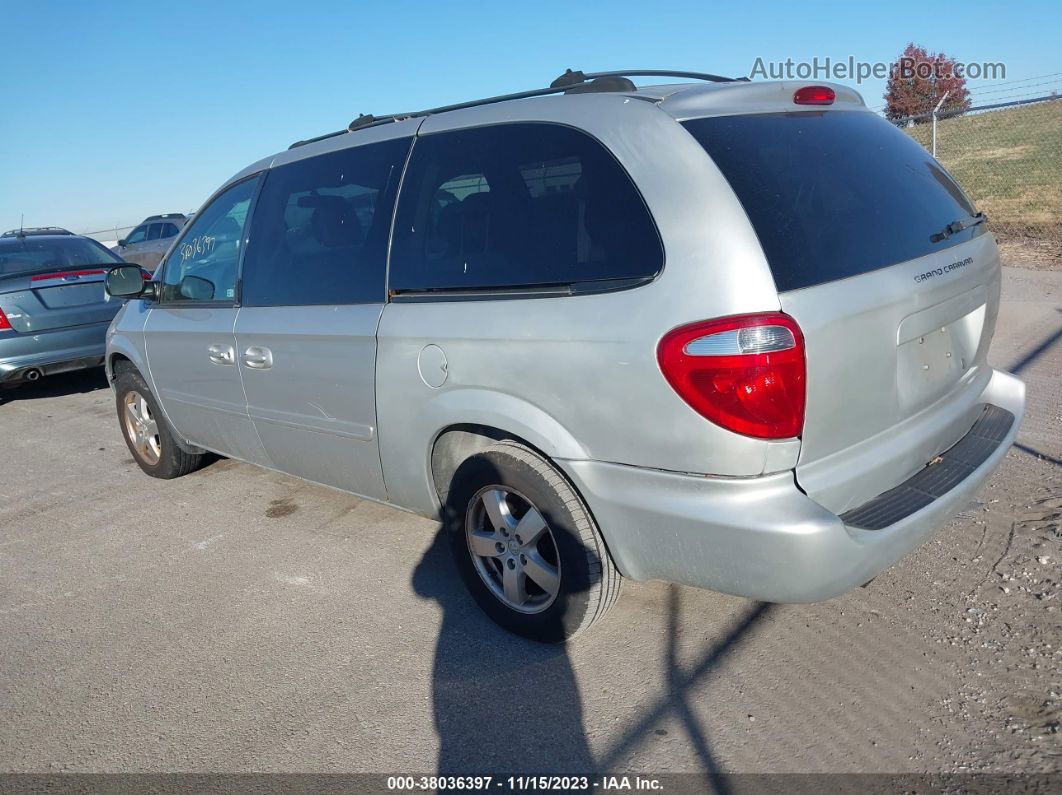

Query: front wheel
[446,441,620,642]
[114,366,202,479]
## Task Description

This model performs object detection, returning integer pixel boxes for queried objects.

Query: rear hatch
[0,267,118,333]
[0,237,122,332]
[682,105,1001,513]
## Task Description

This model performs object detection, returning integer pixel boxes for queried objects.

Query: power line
[877,93,1059,120]
[957,94,1060,115]
[869,79,1062,112]
[968,79,1062,97]
[868,70,1062,110]
[964,71,1062,89]
[968,86,1062,102]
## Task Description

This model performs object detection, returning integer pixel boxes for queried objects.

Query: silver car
[104,70,1025,642]
[113,214,187,269]
[0,231,125,385]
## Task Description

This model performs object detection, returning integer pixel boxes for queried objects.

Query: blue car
[0,229,126,386]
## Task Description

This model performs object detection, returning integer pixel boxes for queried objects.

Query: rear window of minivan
[682,111,982,292]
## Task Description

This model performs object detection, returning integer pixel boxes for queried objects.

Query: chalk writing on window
[179,235,216,263]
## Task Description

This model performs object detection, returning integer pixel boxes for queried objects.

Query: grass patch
[905,100,1061,266]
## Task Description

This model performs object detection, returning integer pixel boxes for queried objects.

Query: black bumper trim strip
[841,404,1014,531]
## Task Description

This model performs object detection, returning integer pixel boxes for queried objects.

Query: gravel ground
[0,266,1058,778]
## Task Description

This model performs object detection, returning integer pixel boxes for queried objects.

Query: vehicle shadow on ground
[412,526,596,775]
[1005,311,1061,467]
[596,591,772,790]
[0,367,109,406]
[1014,442,1062,468]
[1006,309,1061,376]
[413,523,769,785]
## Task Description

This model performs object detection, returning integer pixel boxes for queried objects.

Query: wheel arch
[428,426,625,631]
[428,425,619,575]
[105,336,148,383]
[411,387,589,510]
[107,351,134,380]
[107,348,203,455]
[430,424,559,505]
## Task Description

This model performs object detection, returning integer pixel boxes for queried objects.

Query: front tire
[114,366,202,479]
[446,441,620,642]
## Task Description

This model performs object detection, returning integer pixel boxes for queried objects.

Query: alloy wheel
[465,485,562,614]
[123,390,161,466]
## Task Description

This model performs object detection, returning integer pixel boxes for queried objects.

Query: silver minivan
[104,70,1025,642]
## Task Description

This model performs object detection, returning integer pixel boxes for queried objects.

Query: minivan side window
[389,123,662,293]
[158,176,258,304]
[146,223,163,241]
[240,137,412,306]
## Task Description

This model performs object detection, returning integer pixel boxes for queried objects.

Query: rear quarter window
[389,122,662,293]
[682,111,981,292]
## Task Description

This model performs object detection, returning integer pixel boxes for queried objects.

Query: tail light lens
[0,307,11,331]
[657,313,806,439]
[793,85,835,105]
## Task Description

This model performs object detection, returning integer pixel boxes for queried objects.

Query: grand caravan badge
[914,256,973,283]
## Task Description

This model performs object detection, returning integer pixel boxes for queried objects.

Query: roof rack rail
[144,213,186,221]
[551,68,748,87]
[288,128,350,149]
[288,68,747,149]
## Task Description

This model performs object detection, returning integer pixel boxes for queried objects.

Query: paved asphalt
[0,266,1059,776]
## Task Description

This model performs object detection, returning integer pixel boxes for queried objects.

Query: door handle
[207,343,235,366]
[242,346,273,370]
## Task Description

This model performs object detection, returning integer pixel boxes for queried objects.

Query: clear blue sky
[1,0,1057,233]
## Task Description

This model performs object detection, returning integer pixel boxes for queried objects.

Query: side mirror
[117,239,127,248]
[178,275,215,301]
[105,265,149,299]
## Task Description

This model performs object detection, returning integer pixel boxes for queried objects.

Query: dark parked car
[0,232,127,386]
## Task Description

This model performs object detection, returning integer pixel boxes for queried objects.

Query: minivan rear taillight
[793,85,835,105]
[657,313,806,439]
[0,307,12,331]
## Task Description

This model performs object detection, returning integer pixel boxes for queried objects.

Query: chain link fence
[898,95,1062,268]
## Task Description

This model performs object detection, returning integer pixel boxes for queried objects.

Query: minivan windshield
[0,237,122,277]
[682,111,981,292]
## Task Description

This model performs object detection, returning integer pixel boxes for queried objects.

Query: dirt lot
[0,266,1059,780]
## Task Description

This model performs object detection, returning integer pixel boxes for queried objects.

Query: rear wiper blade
[931,212,987,243]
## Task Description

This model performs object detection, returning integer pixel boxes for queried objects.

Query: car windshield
[0,237,123,277]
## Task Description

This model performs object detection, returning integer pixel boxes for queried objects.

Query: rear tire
[114,366,202,479]
[445,441,620,643]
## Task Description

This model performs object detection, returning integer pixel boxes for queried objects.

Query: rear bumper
[0,323,109,383]
[557,368,1024,603]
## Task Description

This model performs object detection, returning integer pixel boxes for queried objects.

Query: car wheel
[114,366,202,479]
[446,441,620,642]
